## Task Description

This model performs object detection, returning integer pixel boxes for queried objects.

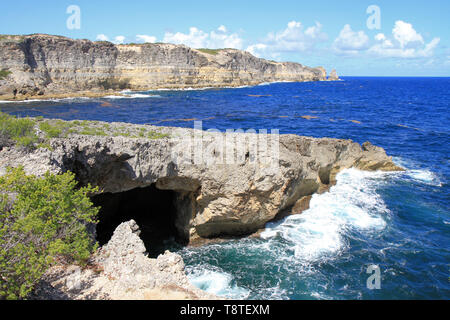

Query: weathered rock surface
[328,69,339,81]
[0,34,333,100]
[0,119,403,242]
[31,220,217,300]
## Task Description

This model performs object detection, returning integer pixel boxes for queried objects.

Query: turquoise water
[1,77,449,299]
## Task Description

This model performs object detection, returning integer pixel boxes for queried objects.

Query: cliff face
[0,34,334,100]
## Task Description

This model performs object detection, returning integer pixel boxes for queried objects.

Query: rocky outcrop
[0,34,334,100]
[0,119,403,242]
[328,69,339,81]
[31,220,217,300]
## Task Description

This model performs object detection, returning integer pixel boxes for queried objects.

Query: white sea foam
[261,168,389,261]
[184,168,398,300]
[0,94,160,103]
[0,97,91,104]
[392,157,442,187]
[103,93,161,99]
[406,169,442,186]
[147,87,216,92]
[186,266,250,299]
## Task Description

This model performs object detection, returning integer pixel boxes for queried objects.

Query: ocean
[1,77,449,299]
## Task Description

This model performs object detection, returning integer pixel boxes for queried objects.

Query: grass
[78,126,108,136]
[0,111,170,148]
[0,112,37,147]
[148,131,170,139]
[39,120,74,139]
[197,48,223,55]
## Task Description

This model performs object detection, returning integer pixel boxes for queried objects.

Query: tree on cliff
[0,167,99,300]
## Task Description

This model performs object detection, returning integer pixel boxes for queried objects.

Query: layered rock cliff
[0,34,336,100]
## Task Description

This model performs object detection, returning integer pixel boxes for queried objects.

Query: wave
[261,168,390,262]
[0,94,160,104]
[183,168,394,299]
[186,265,250,299]
[144,87,217,92]
[406,169,442,186]
[0,97,92,104]
[103,93,161,99]
[393,157,443,187]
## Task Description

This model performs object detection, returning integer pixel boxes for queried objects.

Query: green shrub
[0,69,11,80]
[197,48,222,55]
[79,126,107,136]
[0,167,99,300]
[39,120,73,139]
[148,131,170,139]
[0,112,37,147]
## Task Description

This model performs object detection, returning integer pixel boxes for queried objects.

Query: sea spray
[182,168,395,299]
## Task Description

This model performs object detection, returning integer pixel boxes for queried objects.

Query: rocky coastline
[0,117,403,299]
[0,34,339,101]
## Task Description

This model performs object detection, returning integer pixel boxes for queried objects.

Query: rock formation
[31,220,217,300]
[328,69,339,81]
[0,119,403,243]
[0,34,335,100]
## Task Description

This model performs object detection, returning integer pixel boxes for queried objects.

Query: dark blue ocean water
[1,77,449,299]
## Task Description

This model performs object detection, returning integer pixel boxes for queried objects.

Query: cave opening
[92,184,190,257]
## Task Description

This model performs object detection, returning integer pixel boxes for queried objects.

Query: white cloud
[368,21,440,58]
[136,34,157,43]
[245,21,328,58]
[97,35,126,44]
[392,21,424,48]
[246,43,270,56]
[96,34,109,41]
[332,21,440,59]
[217,25,227,33]
[333,24,370,55]
[163,26,243,49]
[113,36,126,44]
[375,33,386,42]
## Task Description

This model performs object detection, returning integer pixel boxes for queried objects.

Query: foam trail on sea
[393,157,443,187]
[104,93,161,99]
[261,168,389,261]
[0,97,92,104]
[186,265,250,299]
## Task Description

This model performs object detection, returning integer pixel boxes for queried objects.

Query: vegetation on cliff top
[197,48,223,55]
[0,112,170,150]
[0,112,38,147]
[0,167,99,299]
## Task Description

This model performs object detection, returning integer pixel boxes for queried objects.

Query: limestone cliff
[0,119,403,243]
[328,69,339,81]
[0,34,333,100]
[31,220,218,300]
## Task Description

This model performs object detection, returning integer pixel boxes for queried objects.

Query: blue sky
[1,0,449,76]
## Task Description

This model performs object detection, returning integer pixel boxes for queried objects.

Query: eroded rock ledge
[0,34,338,101]
[0,119,403,244]
[31,220,217,300]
